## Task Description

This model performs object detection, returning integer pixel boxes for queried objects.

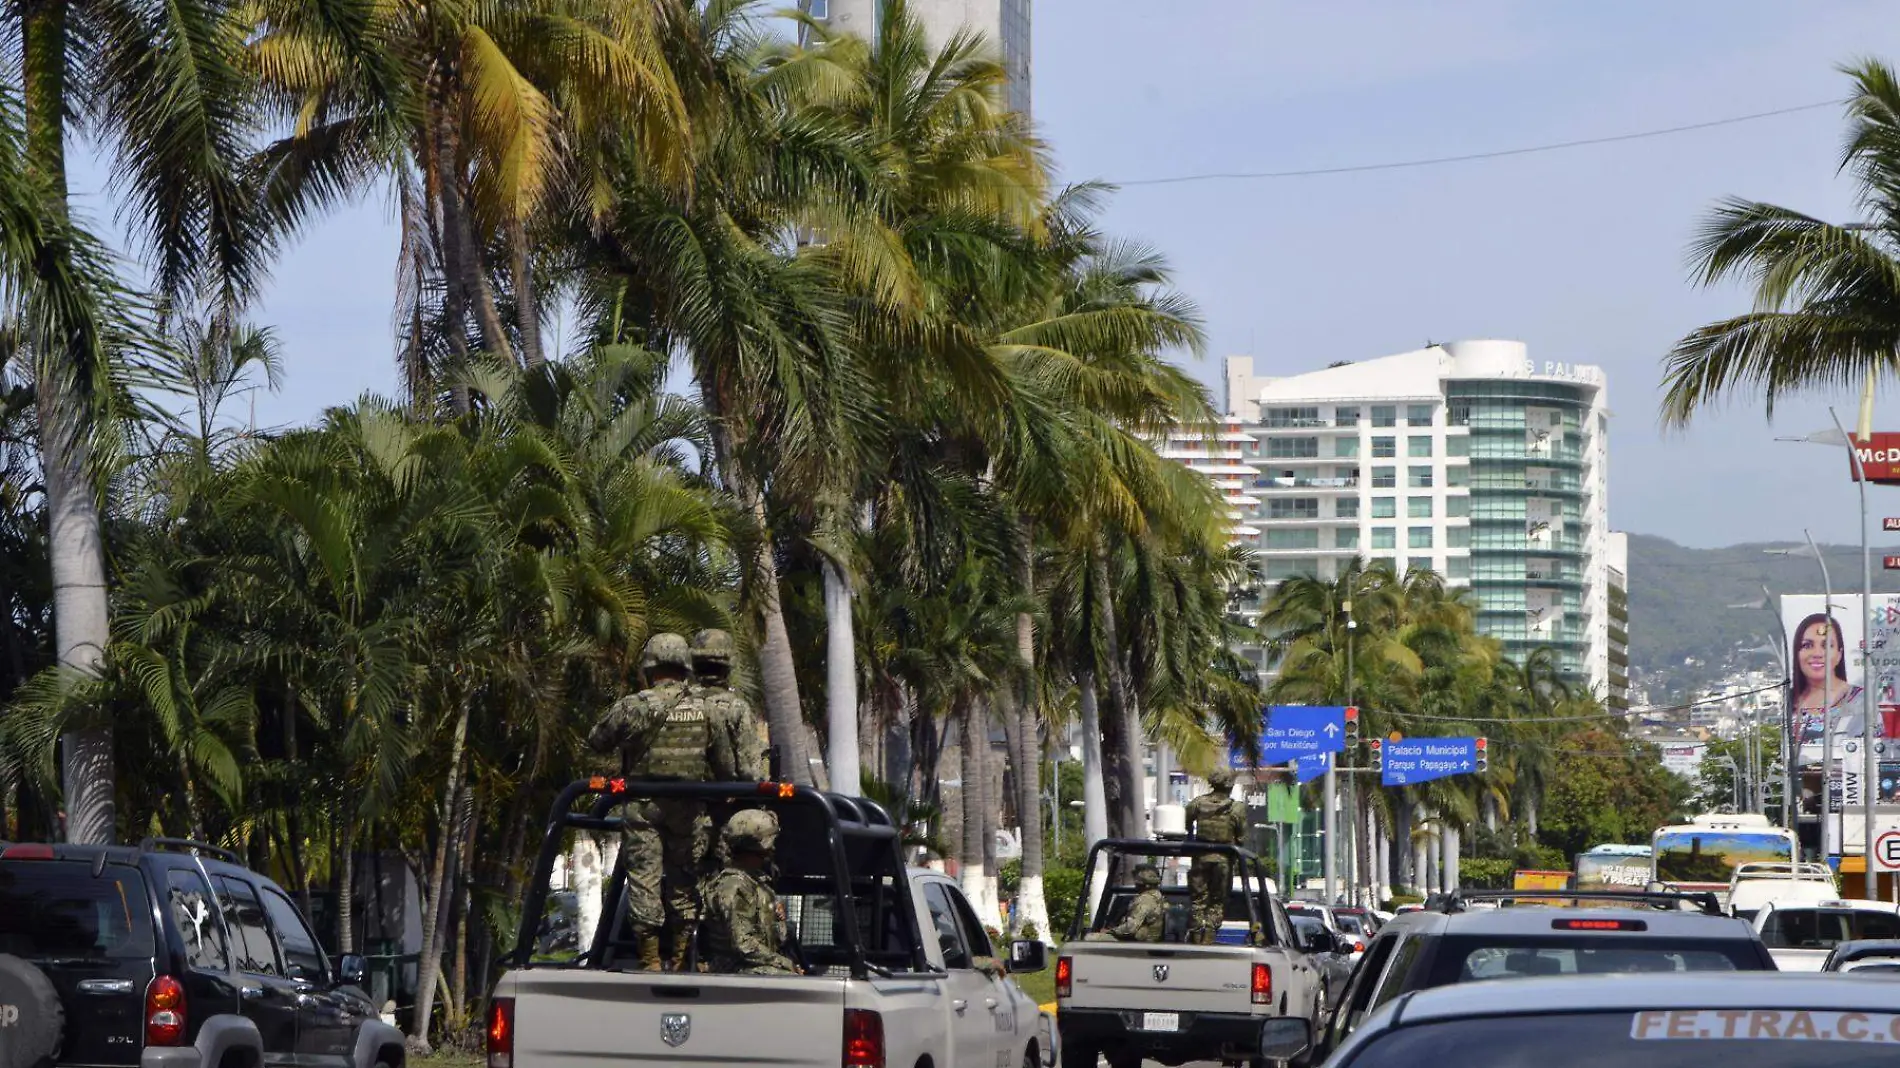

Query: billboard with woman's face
[1780,594,1900,767]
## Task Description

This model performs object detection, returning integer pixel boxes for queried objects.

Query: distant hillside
[1627,533,1900,702]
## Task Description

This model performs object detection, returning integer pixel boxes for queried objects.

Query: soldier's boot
[667,924,697,972]
[635,928,663,971]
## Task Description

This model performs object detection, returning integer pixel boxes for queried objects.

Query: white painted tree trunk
[571,834,611,951]
[1077,674,1109,847]
[822,558,860,795]
[958,707,991,924]
[1444,825,1461,892]
[39,388,113,844]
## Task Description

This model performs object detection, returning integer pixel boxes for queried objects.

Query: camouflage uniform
[703,810,799,975]
[1185,767,1246,945]
[691,629,768,780]
[1087,865,1166,942]
[588,633,745,969]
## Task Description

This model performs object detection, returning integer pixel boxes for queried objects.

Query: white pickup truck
[1055,838,1319,1068]
[489,779,1058,1068]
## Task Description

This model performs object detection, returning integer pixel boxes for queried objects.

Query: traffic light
[1475,736,1489,772]
[1368,738,1383,773]
[1344,706,1360,741]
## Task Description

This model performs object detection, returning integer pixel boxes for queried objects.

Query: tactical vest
[1194,796,1243,844]
[634,683,712,780]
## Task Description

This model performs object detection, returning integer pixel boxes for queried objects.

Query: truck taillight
[1056,955,1072,998]
[145,975,186,1046]
[843,1008,884,1068]
[1251,962,1271,1006]
[487,997,515,1068]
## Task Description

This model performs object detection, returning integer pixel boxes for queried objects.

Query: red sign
[1851,434,1900,484]
[1886,518,1900,532]
[1886,556,1900,571]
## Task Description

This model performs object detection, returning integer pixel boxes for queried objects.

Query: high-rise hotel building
[1211,340,1620,696]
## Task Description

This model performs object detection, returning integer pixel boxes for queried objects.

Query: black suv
[1318,890,1775,1058]
[0,838,404,1068]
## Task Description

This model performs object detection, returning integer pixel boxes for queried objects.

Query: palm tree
[1662,61,1900,426]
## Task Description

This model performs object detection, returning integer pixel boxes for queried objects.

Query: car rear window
[0,860,156,960]
[1343,1010,1900,1068]
[1429,937,1750,984]
[1762,910,1900,949]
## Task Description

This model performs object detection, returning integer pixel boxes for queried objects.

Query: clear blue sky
[62,1,1900,548]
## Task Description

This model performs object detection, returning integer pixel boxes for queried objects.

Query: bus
[1574,844,1651,893]
[1651,814,1798,899]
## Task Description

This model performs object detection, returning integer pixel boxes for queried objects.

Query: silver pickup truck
[488,778,1057,1068]
[1056,838,1318,1068]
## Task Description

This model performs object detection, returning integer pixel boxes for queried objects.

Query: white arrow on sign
[1323,722,1341,737]
[1876,830,1900,873]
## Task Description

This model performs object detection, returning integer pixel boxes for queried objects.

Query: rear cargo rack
[1439,888,1724,916]
[139,836,243,865]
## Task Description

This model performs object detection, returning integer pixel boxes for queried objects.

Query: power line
[1117,100,1838,188]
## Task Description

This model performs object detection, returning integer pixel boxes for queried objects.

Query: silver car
[1325,973,1900,1067]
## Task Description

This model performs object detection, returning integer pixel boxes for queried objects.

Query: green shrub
[999,858,1022,895]
[1043,866,1085,941]
[1458,857,1515,889]
[1382,893,1422,910]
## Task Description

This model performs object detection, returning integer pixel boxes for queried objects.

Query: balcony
[1255,475,1359,490]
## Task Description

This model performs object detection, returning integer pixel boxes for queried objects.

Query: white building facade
[802,0,1032,114]
[1220,340,1617,694]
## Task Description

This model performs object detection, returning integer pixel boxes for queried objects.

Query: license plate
[1141,1012,1180,1032]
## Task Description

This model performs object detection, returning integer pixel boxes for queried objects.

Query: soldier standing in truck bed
[1185,766,1246,944]
[691,629,768,780]
[589,632,751,969]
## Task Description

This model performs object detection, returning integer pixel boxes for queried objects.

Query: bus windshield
[1653,830,1793,885]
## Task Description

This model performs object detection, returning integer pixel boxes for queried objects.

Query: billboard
[1850,433,1900,484]
[1779,594,1900,767]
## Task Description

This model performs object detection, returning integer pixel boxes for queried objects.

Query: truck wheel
[0,954,64,1068]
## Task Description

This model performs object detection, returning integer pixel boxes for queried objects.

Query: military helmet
[691,629,734,671]
[640,632,692,673]
[723,809,780,854]
[1132,864,1161,889]
[1207,766,1237,789]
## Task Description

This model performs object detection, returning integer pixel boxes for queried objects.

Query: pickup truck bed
[491,779,1057,1068]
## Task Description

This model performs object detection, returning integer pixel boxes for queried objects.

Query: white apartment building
[801,0,1032,115]
[1218,339,1618,695]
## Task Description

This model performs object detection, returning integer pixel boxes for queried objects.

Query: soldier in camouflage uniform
[1185,767,1248,945]
[691,629,768,780]
[702,809,799,975]
[1086,865,1166,942]
[588,633,747,970]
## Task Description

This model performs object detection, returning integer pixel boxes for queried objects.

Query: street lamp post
[1731,589,1793,825]
[1768,533,1837,859]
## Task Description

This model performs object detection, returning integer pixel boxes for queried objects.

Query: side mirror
[1259,1017,1311,1061]
[1009,939,1048,973]
[338,954,367,986]
[1298,928,1327,954]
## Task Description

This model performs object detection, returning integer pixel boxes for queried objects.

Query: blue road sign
[1229,706,1349,768]
[1295,752,1331,784]
[1380,737,1479,786]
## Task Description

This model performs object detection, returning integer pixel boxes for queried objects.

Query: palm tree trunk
[1076,672,1109,846]
[508,216,541,367]
[822,556,860,794]
[409,698,471,1052]
[1090,550,1140,838]
[23,0,113,846]
[1012,538,1050,940]
[338,818,357,954]
[959,701,989,917]
[429,93,510,365]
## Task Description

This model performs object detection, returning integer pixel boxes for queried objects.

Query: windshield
[1427,937,1747,984]
[0,861,156,960]
[1761,910,1900,949]
[1344,1011,1900,1068]
[1339,915,1368,935]
[1654,831,1793,884]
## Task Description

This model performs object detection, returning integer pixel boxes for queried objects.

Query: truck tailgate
[501,969,846,1067]
[1067,944,1259,1015]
